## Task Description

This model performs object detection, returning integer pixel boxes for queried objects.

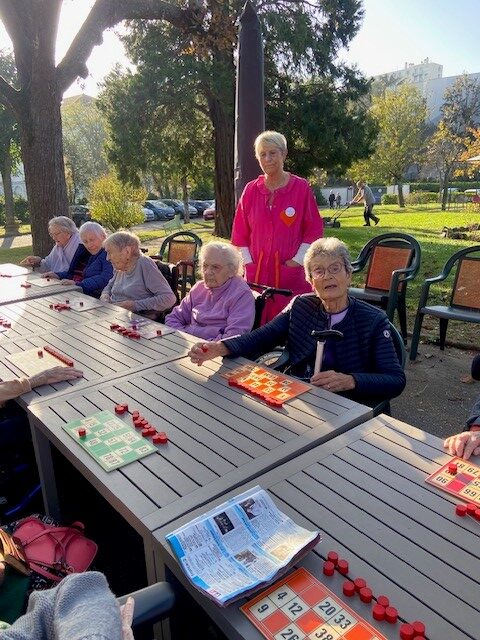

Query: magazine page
[166,486,321,606]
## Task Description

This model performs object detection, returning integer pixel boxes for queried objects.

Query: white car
[142,206,156,222]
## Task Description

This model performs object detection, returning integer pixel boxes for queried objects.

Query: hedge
[0,196,29,225]
[410,181,480,192]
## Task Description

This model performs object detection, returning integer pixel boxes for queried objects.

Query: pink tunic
[232,174,323,322]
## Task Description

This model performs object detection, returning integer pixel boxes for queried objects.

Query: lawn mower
[323,203,350,228]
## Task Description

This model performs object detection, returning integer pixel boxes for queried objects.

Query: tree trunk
[397,182,405,208]
[181,173,190,224]
[440,171,450,211]
[1,147,19,235]
[19,85,69,256]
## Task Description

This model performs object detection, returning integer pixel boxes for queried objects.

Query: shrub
[381,194,398,205]
[410,181,480,192]
[89,174,146,231]
[0,196,30,225]
[405,191,438,205]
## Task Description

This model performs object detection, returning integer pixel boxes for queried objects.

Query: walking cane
[311,329,344,375]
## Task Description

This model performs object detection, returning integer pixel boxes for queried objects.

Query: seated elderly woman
[42,222,113,298]
[189,237,406,408]
[165,241,255,340]
[101,231,176,315]
[20,216,81,273]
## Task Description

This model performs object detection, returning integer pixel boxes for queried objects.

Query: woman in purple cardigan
[165,242,255,341]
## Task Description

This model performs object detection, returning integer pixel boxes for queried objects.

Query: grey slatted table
[27,355,371,581]
[153,414,480,640]
[0,271,77,305]
[0,315,191,407]
[0,291,122,342]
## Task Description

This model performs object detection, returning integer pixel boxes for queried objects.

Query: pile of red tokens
[49,301,71,311]
[114,404,168,445]
[323,550,426,639]
[43,345,74,367]
[0,317,11,328]
[227,377,284,408]
[455,501,480,520]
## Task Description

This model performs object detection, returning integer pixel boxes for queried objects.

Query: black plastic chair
[150,260,180,322]
[247,282,292,329]
[409,245,480,361]
[349,232,422,343]
[152,231,203,299]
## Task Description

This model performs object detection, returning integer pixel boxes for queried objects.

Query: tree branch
[57,0,206,94]
[0,74,21,115]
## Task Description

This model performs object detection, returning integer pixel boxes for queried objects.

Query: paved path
[0,233,32,249]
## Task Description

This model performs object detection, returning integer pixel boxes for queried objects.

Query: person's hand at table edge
[444,426,480,460]
[189,341,230,365]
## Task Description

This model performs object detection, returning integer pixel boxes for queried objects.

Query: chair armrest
[117,582,175,626]
[271,349,290,370]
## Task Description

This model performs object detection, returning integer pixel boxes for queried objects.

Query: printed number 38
[313,630,333,640]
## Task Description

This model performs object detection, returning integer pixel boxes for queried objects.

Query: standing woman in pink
[232,131,323,323]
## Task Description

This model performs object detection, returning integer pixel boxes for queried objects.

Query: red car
[203,202,215,221]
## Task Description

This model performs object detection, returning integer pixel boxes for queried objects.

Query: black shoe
[374,218,380,225]
[363,223,370,226]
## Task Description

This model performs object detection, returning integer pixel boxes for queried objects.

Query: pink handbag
[12,517,97,583]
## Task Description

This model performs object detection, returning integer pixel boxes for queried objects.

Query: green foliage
[381,194,398,205]
[62,96,109,202]
[311,186,327,206]
[410,181,480,192]
[405,191,438,205]
[89,174,145,231]
[0,195,29,225]
[351,84,427,189]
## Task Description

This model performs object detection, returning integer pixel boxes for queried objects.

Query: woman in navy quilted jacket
[189,237,406,408]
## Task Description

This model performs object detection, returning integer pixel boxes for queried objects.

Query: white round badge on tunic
[383,329,391,338]
[285,207,295,217]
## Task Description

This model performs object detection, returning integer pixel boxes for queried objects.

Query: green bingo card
[62,410,156,472]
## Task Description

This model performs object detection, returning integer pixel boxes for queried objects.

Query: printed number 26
[281,629,300,640]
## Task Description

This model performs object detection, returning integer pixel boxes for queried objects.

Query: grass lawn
[1,205,478,348]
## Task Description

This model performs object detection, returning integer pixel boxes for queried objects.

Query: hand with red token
[444,429,480,460]
[189,342,230,365]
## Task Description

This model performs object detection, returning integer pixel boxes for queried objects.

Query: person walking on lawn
[351,180,379,226]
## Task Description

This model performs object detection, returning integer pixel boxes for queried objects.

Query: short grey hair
[200,241,242,275]
[103,231,141,255]
[304,238,353,283]
[48,216,77,235]
[254,131,287,157]
[79,221,107,239]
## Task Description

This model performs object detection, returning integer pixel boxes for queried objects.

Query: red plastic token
[467,503,477,516]
[49,304,54,309]
[141,428,150,437]
[448,462,458,475]
[120,403,128,411]
[385,606,398,624]
[359,587,373,603]
[455,504,468,516]
[372,604,385,621]
[78,427,86,438]
[322,561,335,576]
[342,581,355,597]
[80,301,84,306]
[412,621,426,636]
[337,559,349,575]
[156,432,168,444]
[399,623,415,640]
[201,345,208,352]
[132,411,140,419]
[38,350,43,357]
[114,405,126,415]
[147,427,156,436]
[156,329,162,336]
[354,577,366,592]
[133,419,143,429]
[327,550,339,565]
[65,299,69,304]
[474,509,480,521]
[377,595,389,608]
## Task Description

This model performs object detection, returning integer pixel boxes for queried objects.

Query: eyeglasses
[311,263,344,279]
[202,263,231,273]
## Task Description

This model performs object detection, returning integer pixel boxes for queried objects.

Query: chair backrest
[354,233,421,293]
[159,232,202,280]
[389,321,406,368]
[152,260,180,306]
[450,254,480,311]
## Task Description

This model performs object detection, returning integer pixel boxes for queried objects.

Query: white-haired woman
[43,222,113,298]
[165,242,255,340]
[189,238,405,408]
[20,216,80,273]
[101,231,176,314]
[232,130,323,324]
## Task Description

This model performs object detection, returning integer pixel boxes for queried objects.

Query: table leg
[30,421,61,521]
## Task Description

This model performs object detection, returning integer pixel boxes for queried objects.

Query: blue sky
[341,0,479,78]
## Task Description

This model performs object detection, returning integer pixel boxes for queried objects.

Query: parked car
[141,206,156,222]
[203,202,215,221]
[189,200,212,215]
[69,204,91,227]
[162,199,198,218]
[143,200,175,221]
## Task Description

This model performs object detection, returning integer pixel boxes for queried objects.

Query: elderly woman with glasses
[101,231,177,315]
[42,222,113,298]
[20,216,81,273]
[189,237,405,407]
[165,242,255,340]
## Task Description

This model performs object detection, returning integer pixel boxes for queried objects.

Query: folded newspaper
[166,486,321,606]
